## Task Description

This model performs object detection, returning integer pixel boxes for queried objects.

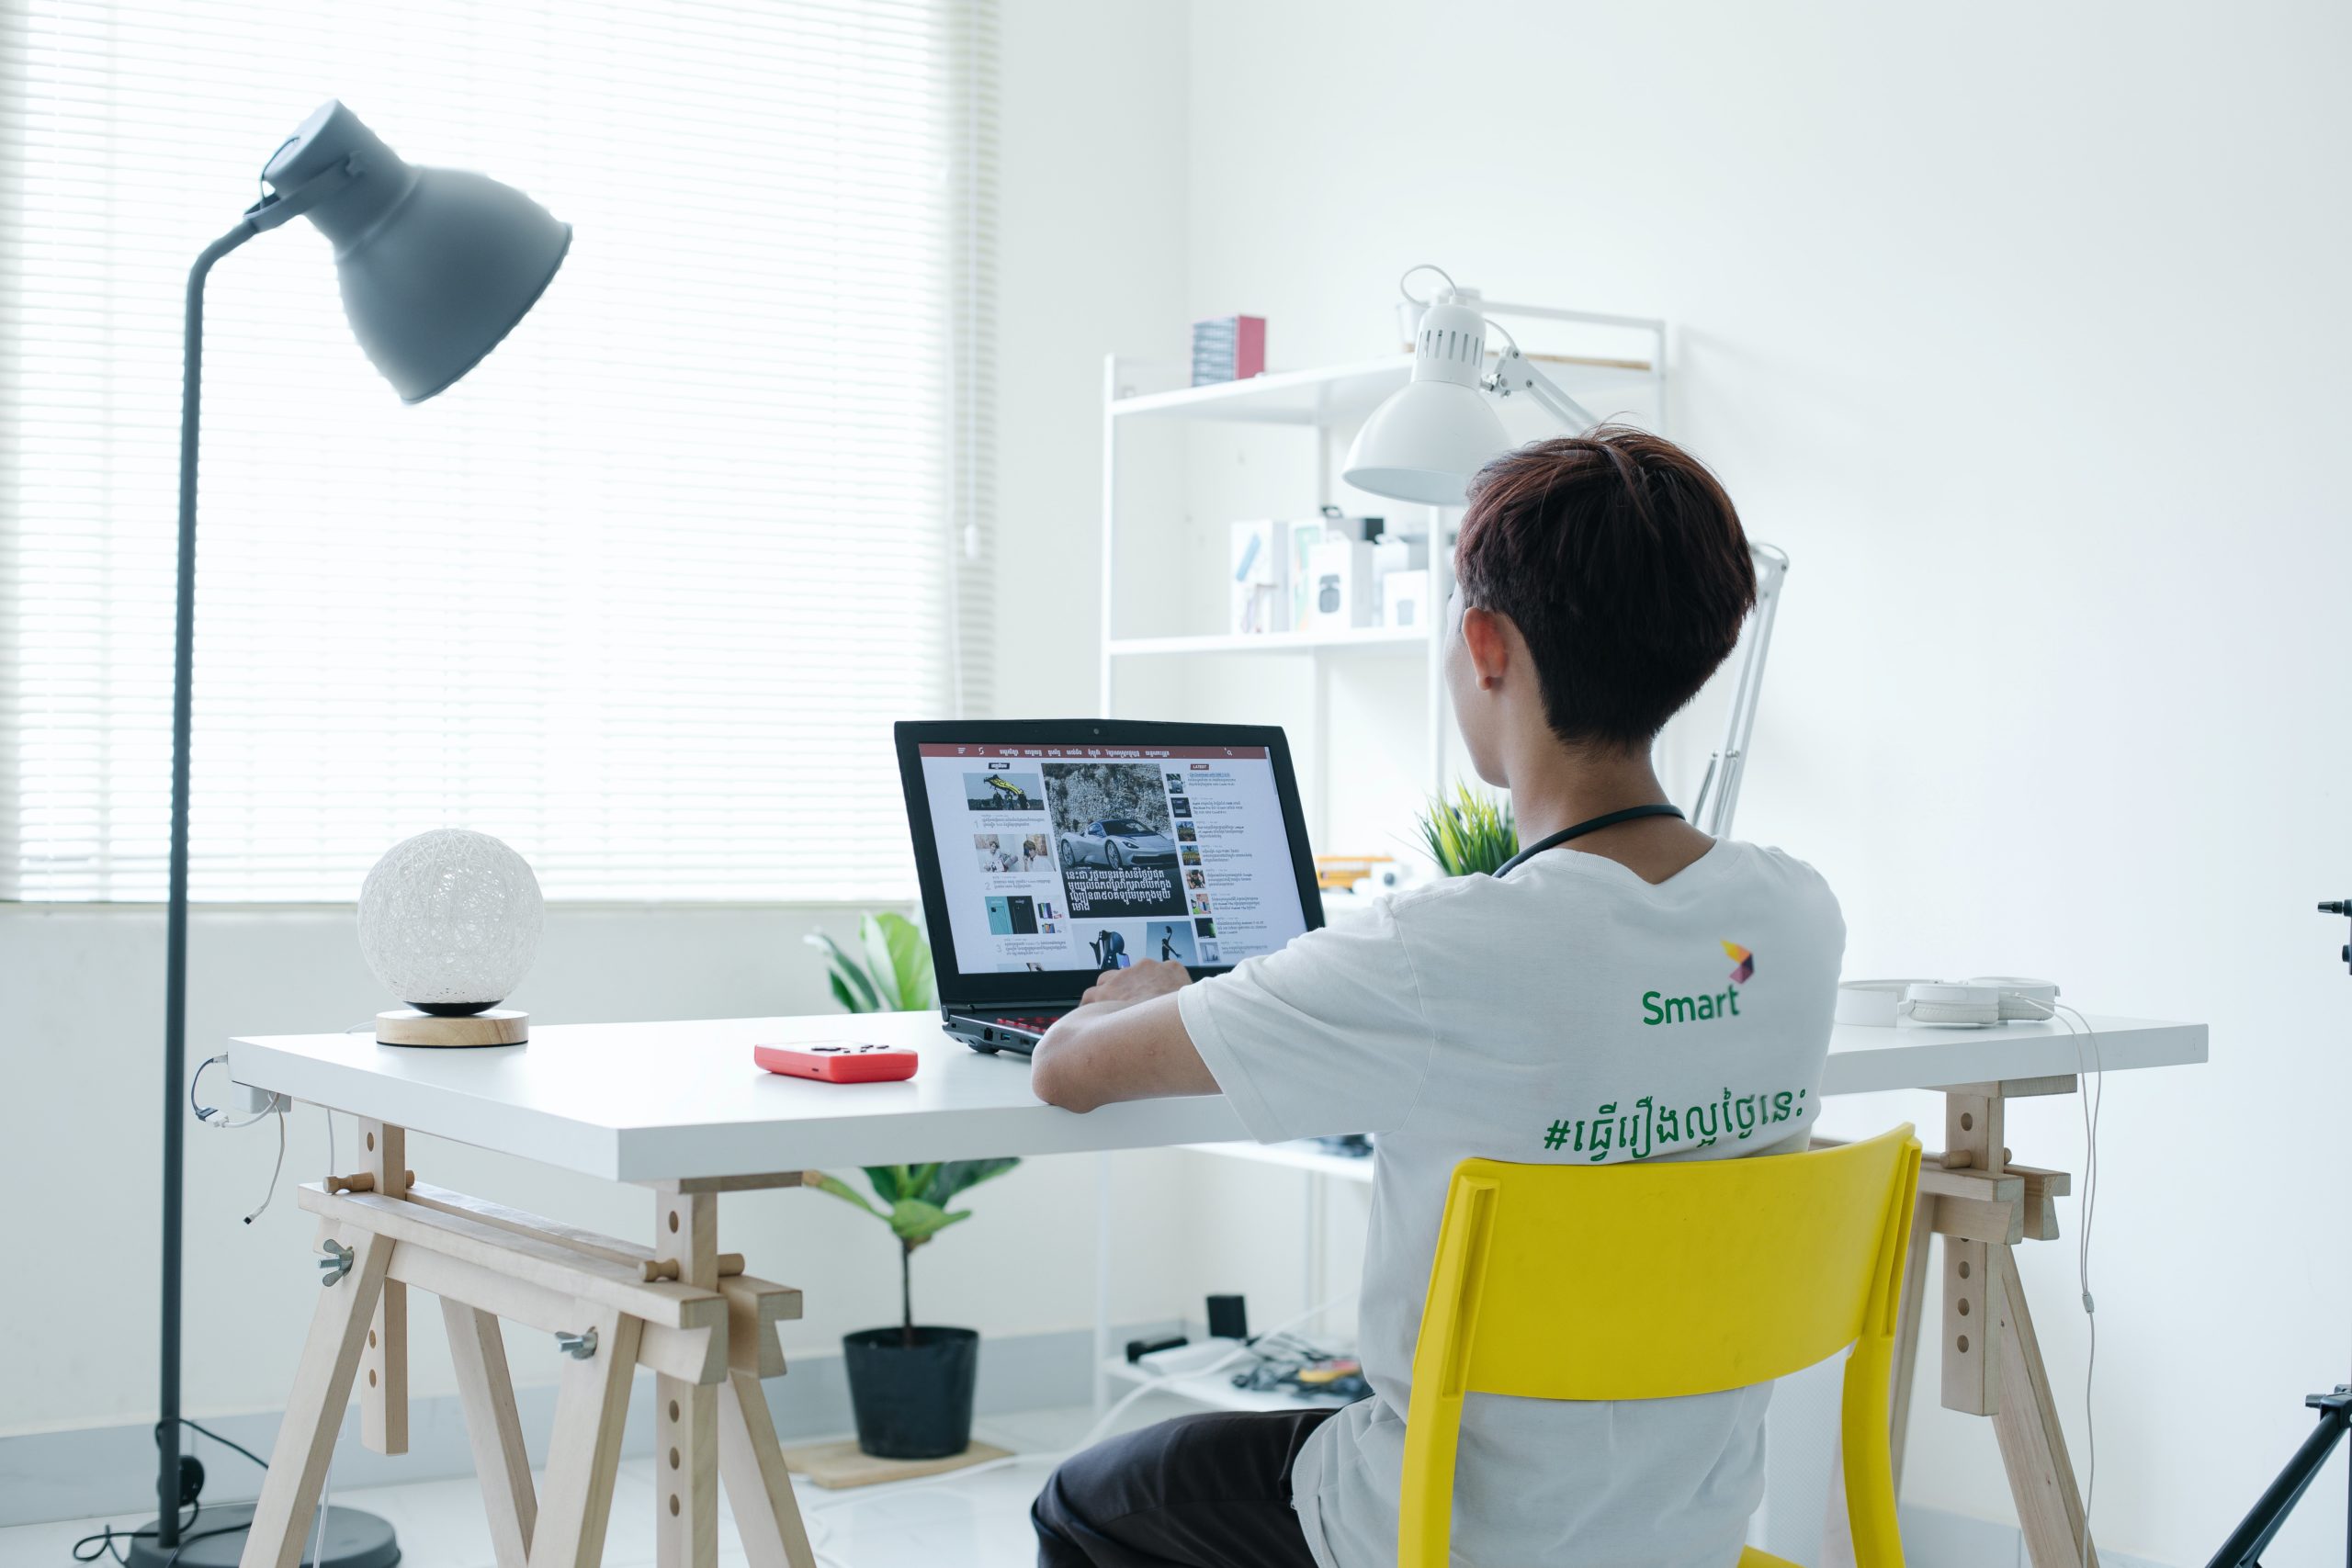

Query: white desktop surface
[229,1010,2206,1186]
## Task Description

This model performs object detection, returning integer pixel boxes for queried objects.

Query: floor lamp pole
[134,103,562,1565]
[157,221,254,1552]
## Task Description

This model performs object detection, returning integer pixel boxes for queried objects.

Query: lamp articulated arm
[1482,343,1603,436]
[1690,544,1788,839]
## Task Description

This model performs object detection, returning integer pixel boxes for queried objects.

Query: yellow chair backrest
[1398,1123,1922,1568]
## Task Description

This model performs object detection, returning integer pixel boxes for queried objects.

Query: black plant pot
[842,1325,978,1460]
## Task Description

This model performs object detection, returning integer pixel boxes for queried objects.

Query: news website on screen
[917,741,1310,978]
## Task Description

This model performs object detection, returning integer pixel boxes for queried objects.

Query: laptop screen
[898,723,1320,1000]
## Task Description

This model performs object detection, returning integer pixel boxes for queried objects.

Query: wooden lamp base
[375,1009,528,1047]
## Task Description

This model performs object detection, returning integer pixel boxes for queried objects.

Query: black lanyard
[1493,803,1687,878]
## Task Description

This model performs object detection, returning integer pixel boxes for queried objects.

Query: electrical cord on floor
[71,1501,197,1564]
[67,1416,274,1564]
[798,1291,1359,1568]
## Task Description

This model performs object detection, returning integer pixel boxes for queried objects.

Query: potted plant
[1415,782,1518,876]
[806,1161,1018,1458]
[804,914,1019,1459]
[806,909,936,1013]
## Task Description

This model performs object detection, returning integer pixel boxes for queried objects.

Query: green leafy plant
[804,914,1013,1344]
[807,1162,1020,1344]
[805,911,937,1013]
[1416,783,1519,876]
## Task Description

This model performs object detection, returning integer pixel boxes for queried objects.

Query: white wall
[18,4,2346,1561]
[992,0,1193,719]
[1173,2,2352,1562]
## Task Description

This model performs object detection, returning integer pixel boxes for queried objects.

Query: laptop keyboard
[992,1014,1059,1034]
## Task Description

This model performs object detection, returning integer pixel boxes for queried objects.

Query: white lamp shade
[1343,294,1508,505]
[357,829,545,1013]
[1342,377,1510,505]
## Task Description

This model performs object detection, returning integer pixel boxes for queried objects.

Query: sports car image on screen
[1058,818,1180,868]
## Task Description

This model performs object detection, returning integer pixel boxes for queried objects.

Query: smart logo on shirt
[1639,941,1754,1027]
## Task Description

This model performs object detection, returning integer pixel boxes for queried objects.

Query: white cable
[190,1054,285,1130]
[1396,263,1459,307]
[2044,1001,2101,1568]
[798,1289,1359,1568]
[243,1109,288,1224]
[311,1458,333,1568]
[312,1105,339,1568]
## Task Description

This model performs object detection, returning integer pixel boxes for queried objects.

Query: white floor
[0,1398,1201,1568]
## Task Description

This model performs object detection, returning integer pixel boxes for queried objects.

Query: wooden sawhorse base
[1827,1075,2096,1568]
[238,1122,815,1568]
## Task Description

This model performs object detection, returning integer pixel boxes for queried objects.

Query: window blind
[0,0,998,902]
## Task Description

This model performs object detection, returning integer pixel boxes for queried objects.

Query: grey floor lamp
[133,100,569,1568]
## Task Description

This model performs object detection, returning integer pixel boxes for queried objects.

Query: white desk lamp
[1341,265,1787,837]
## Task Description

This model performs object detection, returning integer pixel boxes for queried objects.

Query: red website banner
[918,744,1270,761]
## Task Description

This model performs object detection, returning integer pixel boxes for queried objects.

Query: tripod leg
[2199,1393,2350,1568]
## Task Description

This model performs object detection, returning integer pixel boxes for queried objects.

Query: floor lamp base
[123,1502,400,1567]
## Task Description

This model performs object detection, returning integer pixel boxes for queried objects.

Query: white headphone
[1837,976,2059,1027]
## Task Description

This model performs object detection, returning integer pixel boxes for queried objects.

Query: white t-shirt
[1177,839,1845,1568]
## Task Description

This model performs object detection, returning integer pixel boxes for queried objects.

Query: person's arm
[1029,959,1216,1113]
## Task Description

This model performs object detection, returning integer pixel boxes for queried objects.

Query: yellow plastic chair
[1398,1123,1922,1568]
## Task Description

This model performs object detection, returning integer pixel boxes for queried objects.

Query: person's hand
[1080,958,1192,1006]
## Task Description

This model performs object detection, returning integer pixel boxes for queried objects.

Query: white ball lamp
[358,829,544,1045]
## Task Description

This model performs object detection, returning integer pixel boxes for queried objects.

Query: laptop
[895,719,1326,1055]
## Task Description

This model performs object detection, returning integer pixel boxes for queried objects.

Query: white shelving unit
[1088,320,1668,1414]
[1097,344,1667,823]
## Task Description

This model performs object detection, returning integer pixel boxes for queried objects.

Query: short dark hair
[1455,427,1756,749]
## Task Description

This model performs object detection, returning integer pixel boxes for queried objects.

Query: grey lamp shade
[265,101,571,402]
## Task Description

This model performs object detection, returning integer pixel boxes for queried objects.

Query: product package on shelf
[1381,568,1431,629]
[1229,520,1290,636]
[1301,537,1376,633]
[1192,314,1267,386]
[1284,520,1329,631]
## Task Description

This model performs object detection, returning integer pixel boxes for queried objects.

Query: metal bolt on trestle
[557,1327,599,1359]
[317,1239,354,1286]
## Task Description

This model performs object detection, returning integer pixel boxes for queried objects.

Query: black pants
[1034,1408,1338,1567]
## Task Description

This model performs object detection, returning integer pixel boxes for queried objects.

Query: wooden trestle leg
[239,1131,814,1568]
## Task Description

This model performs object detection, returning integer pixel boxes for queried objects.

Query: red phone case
[753,1042,919,1083]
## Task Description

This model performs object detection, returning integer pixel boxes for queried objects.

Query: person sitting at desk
[1028,428,1845,1568]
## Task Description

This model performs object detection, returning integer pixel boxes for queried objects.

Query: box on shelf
[1192,315,1267,386]
[1372,536,1427,581]
[1381,568,1431,630]
[1317,504,1386,545]
[1228,520,1289,636]
[1285,520,1329,631]
[1301,537,1376,633]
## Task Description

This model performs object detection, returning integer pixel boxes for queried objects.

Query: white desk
[227,1010,2203,1183]
[226,1009,2205,1568]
